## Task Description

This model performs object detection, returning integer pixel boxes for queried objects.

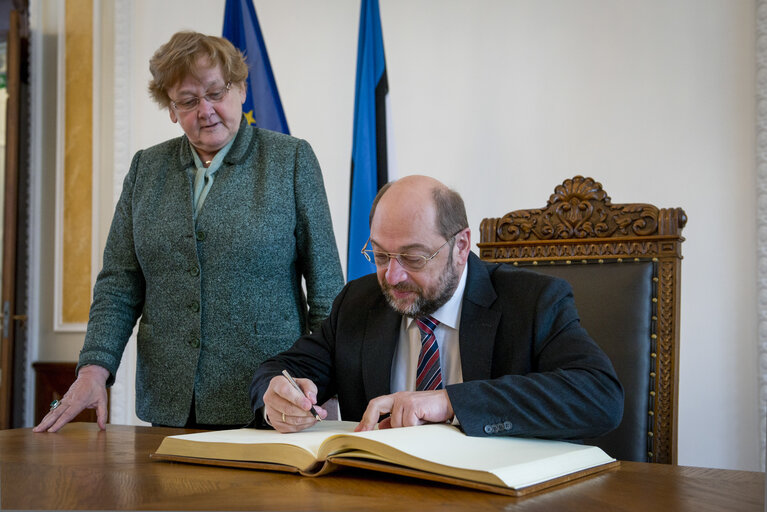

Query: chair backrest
[478,176,686,464]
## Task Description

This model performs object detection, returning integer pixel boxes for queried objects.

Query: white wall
[37,0,759,471]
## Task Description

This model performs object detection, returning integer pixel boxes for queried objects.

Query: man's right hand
[262,374,327,433]
[33,364,110,433]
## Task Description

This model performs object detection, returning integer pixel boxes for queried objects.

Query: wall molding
[109,0,143,426]
[52,0,72,331]
[26,0,45,427]
[757,0,767,472]
[91,0,101,307]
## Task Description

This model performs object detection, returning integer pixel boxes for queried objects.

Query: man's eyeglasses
[361,235,456,272]
[170,82,232,112]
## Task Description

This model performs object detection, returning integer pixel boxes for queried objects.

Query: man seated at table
[250,175,623,438]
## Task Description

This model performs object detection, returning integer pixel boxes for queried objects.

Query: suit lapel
[459,254,501,382]
[361,298,401,400]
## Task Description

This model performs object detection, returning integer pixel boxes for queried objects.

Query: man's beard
[380,253,462,318]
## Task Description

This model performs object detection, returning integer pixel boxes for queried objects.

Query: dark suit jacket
[250,252,623,439]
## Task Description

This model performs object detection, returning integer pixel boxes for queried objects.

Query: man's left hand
[355,390,454,432]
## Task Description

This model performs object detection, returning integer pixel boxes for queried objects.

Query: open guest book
[151,420,618,496]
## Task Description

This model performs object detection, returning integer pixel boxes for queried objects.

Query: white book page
[347,424,614,488]
[166,420,359,458]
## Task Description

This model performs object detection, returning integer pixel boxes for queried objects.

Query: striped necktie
[415,316,443,391]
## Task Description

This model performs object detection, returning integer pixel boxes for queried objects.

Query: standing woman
[34,31,344,431]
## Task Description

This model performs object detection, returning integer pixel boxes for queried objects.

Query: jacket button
[189,266,200,276]
[189,337,200,348]
[483,425,493,434]
[189,301,200,312]
[196,230,206,241]
[503,421,512,430]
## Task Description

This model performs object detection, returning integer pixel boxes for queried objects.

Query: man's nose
[384,257,408,285]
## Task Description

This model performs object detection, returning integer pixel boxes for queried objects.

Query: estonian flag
[347,0,391,281]
[223,0,289,134]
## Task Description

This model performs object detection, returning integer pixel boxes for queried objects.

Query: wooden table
[0,423,763,511]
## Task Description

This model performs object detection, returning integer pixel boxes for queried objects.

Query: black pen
[281,369,322,421]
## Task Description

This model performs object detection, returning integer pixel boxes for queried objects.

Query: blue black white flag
[223,0,289,133]
[347,0,392,281]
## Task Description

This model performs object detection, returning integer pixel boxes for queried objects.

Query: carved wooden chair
[478,176,686,464]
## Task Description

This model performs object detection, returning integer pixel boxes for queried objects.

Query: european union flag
[348,0,390,281]
[223,0,289,134]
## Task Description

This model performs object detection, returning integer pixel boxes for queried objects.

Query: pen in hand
[281,370,322,422]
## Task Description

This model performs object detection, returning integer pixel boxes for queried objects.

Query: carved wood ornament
[480,175,686,262]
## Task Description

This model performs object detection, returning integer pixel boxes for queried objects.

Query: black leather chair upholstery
[478,176,686,463]
[513,260,654,462]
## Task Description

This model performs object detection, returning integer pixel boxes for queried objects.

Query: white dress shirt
[267,267,469,425]
[390,265,468,392]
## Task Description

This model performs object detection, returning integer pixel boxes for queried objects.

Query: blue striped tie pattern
[415,316,443,391]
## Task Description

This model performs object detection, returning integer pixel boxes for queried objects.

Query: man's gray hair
[368,180,468,240]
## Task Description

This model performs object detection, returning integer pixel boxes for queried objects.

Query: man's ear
[169,107,178,124]
[453,228,472,265]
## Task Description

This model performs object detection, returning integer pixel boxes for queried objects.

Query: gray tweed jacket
[78,117,344,426]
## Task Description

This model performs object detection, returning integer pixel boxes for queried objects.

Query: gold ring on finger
[282,412,286,422]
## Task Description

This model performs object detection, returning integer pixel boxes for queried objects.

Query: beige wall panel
[62,0,92,323]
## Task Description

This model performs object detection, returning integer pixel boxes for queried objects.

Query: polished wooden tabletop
[0,423,763,511]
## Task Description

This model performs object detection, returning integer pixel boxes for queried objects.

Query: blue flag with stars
[223,0,289,133]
